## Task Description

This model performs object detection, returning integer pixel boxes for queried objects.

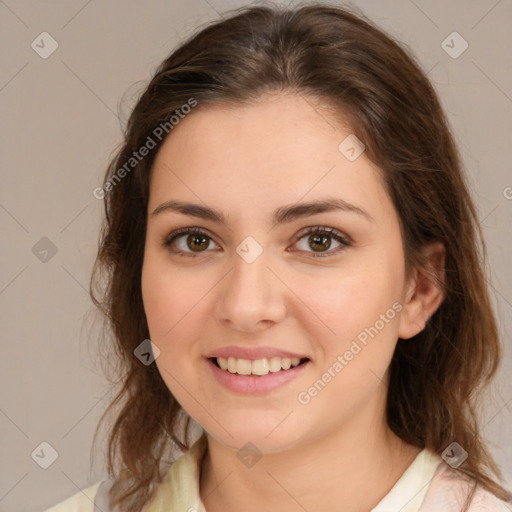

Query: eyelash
[163,226,352,258]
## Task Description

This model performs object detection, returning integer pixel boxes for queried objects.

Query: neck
[199,395,421,512]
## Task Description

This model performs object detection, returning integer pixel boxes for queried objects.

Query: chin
[205,422,301,454]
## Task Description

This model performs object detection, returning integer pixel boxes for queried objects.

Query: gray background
[0,0,511,511]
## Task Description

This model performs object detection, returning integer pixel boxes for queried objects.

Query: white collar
[145,434,442,512]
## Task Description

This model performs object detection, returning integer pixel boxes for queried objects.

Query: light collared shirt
[44,433,512,512]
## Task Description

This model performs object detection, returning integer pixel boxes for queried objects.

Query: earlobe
[398,242,446,340]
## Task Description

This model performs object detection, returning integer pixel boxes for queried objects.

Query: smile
[206,356,311,394]
[212,356,307,376]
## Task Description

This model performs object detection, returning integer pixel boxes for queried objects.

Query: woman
[45,3,512,511]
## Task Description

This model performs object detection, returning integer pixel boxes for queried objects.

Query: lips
[204,345,310,361]
[206,356,311,394]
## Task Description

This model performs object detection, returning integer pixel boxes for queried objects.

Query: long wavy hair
[89,2,511,510]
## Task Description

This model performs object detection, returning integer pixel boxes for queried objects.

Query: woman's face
[141,93,417,453]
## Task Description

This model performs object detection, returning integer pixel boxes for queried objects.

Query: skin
[141,92,445,512]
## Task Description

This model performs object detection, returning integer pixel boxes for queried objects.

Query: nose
[214,248,287,333]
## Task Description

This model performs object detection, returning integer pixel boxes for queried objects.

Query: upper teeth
[216,356,302,376]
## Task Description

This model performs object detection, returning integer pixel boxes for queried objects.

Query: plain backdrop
[0,1,511,510]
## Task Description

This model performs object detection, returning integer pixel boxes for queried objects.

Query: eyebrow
[151,197,375,227]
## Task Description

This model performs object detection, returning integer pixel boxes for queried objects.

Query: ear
[398,241,446,340]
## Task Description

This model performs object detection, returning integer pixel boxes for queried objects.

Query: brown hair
[90,2,511,510]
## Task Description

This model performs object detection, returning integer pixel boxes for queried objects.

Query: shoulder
[468,485,512,511]
[420,461,512,512]
[43,481,104,512]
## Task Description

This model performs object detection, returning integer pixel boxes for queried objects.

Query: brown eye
[164,227,220,256]
[308,233,332,252]
[291,226,351,257]
[186,233,210,252]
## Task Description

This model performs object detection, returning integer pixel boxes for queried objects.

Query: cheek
[293,270,401,418]
[141,255,220,355]
[294,261,401,344]
[141,258,209,400]
[293,259,404,406]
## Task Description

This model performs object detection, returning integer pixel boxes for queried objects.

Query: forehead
[149,93,391,223]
